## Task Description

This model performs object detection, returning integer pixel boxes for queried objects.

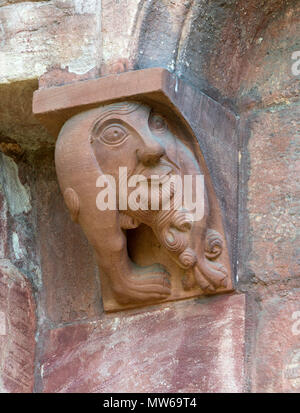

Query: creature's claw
[112,264,171,305]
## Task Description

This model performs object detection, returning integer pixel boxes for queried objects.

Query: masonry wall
[0,0,299,392]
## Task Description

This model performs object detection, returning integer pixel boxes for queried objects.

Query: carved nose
[137,137,165,166]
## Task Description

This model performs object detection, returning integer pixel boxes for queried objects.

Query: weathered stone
[0,155,44,300]
[101,0,140,71]
[40,294,245,393]
[0,260,36,393]
[0,153,31,216]
[0,142,23,161]
[34,155,102,324]
[135,0,299,111]
[130,0,193,73]
[238,102,299,288]
[0,1,47,5]
[38,66,99,89]
[0,188,7,259]
[0,154,40,284]
[0,0,102,150]
[0,80,53,151]
[0,1,101,84]
[251,289,300,392]
[237,0,300,110]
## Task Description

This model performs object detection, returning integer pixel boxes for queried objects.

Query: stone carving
[55,101,232,311]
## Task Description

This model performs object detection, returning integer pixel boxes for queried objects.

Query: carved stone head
[55,100,232,311]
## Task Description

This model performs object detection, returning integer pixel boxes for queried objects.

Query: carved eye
[100,124,128,145]
[149,112,168,133]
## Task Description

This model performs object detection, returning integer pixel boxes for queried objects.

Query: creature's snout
[136,130,165,166]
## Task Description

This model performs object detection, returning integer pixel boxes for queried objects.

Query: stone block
[35,164,102,324]
[0,1,100,84]
[239,102,300,287]
[251,289,300,392]
[0,190,7,259]
[40,293,245,393]
[0,260,36,393]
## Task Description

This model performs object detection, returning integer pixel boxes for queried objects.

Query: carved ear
[63,188,80,222]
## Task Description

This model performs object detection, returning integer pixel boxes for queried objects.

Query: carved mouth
[143,165,173,183]
[135,160,175,184]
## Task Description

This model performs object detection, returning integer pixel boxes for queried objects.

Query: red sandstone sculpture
[55,100,232,311]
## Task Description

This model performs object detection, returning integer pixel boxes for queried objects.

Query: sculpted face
[89,102,179,192]
[55,100,232,311]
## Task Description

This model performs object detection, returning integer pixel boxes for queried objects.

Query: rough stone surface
[251,289,300,392]
[239,103,300,289]
[233,0,300,392]
[33,151,102,324]
[238,102,300,392]
[0,153,31,216]
[101,0,140,72]
[0,188,7,259]
[0,152,42,307]
[236,0,300,110]
[0,1,101,84]
[40,294,245,393]
[0,80,53,151]
[0,259,36,393]
[0,0,102,150]
[135,0,299,109]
